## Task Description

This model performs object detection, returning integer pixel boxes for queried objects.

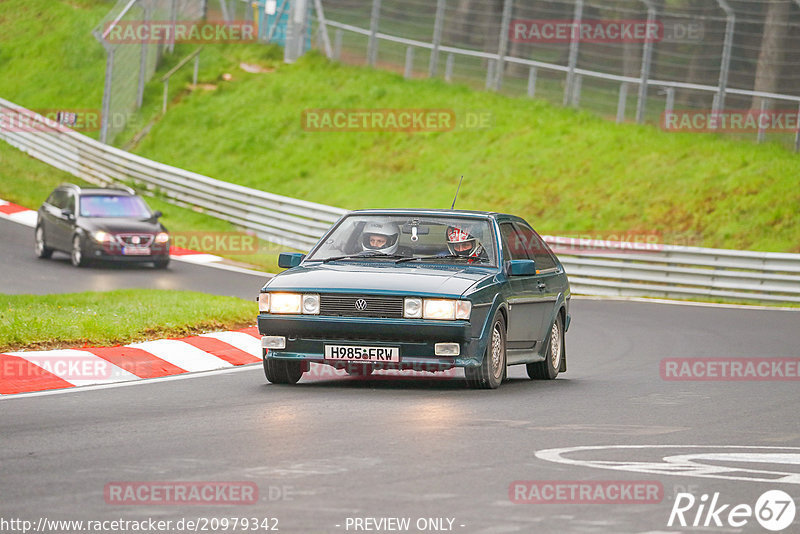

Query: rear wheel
[527,313,563,380]
[263,354,304,384]
[465,311,506,389]
[70,235,87,267]
[34,226,53,259]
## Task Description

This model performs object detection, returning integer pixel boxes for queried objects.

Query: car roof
[348,208,504,219]
[56,183,137,196]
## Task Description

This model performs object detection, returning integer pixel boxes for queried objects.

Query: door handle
[537,282,546,290]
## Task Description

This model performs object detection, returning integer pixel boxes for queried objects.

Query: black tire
[465,310,506,389]
[345,363,374,377]
[153,258,170,269]
[70,234,87,267]
[263,354,304,384]
[527,313,564,380]
[34,226,53,259]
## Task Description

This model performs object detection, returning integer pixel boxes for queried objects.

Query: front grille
[319,294,404,318]
[116,233,154,247]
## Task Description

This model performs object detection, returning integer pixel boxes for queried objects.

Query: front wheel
[153,258,170,269]
[35,226,53,259]
[70,235,87,267]
[263,355,304,384]
[527,313,564,380]
[465,311,506,389]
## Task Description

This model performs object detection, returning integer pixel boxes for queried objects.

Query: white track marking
[126,339,233,372]
[6,349,138,386]
[199,331,261,357]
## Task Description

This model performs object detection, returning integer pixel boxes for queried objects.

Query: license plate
[123,246,151,255]
[324,345,400,362]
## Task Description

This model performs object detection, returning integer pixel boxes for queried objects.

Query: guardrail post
[492,0,514,91]
[636,0,657,124]
[404,46,414,79]
[333,29,342,61]
[564,0,584,106]
[527,67,537,98]
[445,53,454,82]
[757,99,768,143]
[367,0,382,67]
[714,0,735,114]
[617,83,628,123]
[429,0,446,77]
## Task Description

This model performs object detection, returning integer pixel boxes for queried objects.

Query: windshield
[79,195,151,218]
[306,214,497,266]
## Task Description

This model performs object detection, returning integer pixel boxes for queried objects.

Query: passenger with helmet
[446,225,487,261]
[361,222,401,255]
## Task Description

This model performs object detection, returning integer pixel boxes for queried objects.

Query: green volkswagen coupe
[257,209,570,389]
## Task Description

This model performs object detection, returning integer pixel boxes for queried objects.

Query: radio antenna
[450,175,464,210]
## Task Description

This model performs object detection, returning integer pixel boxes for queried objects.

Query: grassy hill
[0,0,798,253]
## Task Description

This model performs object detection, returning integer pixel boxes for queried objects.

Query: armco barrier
[2,98,799,303]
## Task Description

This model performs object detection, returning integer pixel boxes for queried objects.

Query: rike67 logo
[668,490,796,531]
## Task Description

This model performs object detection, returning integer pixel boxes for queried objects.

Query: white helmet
[361,222,400,254]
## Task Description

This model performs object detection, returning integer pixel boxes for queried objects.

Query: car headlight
[423,299,456,320]
[404,297,422,318]
[92,230,111,242]
[266,293,320,314]
[258,293,270,313]
[155,232,169,244]
[302,294,320,315]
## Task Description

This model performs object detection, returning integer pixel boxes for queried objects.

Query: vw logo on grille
[354,299,368,311]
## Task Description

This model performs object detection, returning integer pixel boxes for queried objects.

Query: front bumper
[258,314,487,369]
[84,240,169,262]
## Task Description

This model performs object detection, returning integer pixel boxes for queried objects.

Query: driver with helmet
[361,222,401,254]
[446,225,487,261]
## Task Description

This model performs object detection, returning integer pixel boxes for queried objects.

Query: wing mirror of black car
[152,210,163,219]
[507,259,537,276]
[61,208,75,221]
[278,252,305,268]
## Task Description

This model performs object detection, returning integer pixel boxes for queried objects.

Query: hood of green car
[264,262,497,298]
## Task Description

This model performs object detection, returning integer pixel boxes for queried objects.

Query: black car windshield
[306,214,497,266]
[79,195,151,218]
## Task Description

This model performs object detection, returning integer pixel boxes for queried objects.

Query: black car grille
[116,233,154,246]
[319,294,404,318]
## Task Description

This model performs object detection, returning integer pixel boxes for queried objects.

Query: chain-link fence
[317,0,800,150]
[93,0,208,144]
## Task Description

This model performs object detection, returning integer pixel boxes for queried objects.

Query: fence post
[714,0,735,114]
[162,79,169,114]
[664,87,675,116]
[168,0,178,54]
[99,46,114,144]
[445,53,454,82]
[285,0,309,63]
[429,0,446,77]
[404,46,414,79]
[313,0,333,58]
[219,0,231,23]
[492,0,514,91]
[571,74,582,107]
[564,0,584,106]
[334,29,342,61]
[485,60,495,90]
[136,2,150,109]
[795,102,800,153]
[193,55,200,86]
[616,82,628,123]
[636,0,657,123]
[757,99,768,143]
[367,0,382,67]
[527,67,537,98]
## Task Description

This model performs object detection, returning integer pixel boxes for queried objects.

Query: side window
[499,223,529,261]
[64,192,76,212]
[48,190,67,209]
[516,223,557,271]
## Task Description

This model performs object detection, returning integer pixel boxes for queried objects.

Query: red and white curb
[0,326,262,395]
[0,197,269,275]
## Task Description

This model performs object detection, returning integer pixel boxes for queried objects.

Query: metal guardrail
[1,98,799,303]
[0,97,346,251]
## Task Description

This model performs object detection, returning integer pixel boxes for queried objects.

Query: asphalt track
[2,217,800,533]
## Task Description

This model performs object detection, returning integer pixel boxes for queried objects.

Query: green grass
[0,290,257,352]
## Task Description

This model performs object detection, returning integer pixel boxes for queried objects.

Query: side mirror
[152,210,163,219]
[278,252,305,269]
[61,208,75,221]
[508,259,537,276]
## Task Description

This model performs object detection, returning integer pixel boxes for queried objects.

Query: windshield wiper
[321,252,409,263]
[396,254,487,264]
